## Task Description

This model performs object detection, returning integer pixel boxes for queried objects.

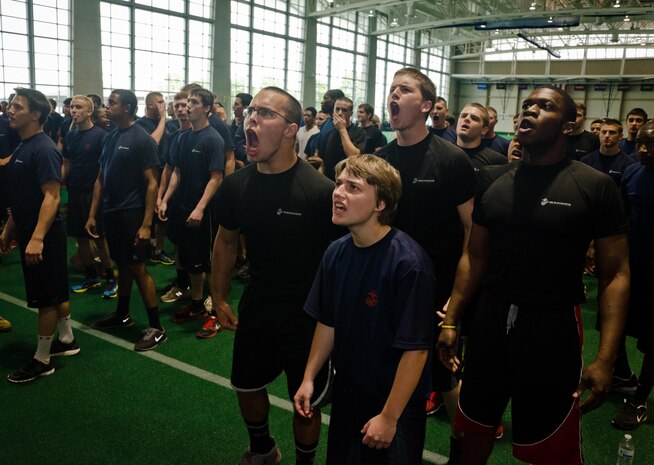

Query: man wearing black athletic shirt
[566,103,599,161]
[63,95,116,299]
[377,67,476,464]
[43,98,64,145]
[581,118,636,187]
[159,87,224,339]
[232,93,252,166]
[438,86,629,465]
[1,88,80,383]
[86,89,166,352]
[620,108,648,157]
[357,103,387,153]
[212,87,337,465]
[455,103,507,172]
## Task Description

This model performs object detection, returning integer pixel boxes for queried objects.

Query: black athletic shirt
[378,133,476,268]
[165,127,190,167]
[362,125,387,154]
[459,145,507,172]
[59,115,72,142]
[8,132,63,236]
[622,162,654,264]
[135,116,167,166]
[209,115,235,150]
[305,228,435,403]
[566,130,600,160]
[43,112,63,142]
[322,125,367,181]
[474,158,627,308]
[619,138,637,157]
[215,159,338,307]
[172,125,225,212]
[580,150,636,187]
[99,124,159,213]
[62,125,107,190]
[0,117,19,158]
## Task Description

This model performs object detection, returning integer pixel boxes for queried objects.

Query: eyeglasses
[243,106,293,124]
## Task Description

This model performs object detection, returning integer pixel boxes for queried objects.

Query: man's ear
[562,121,575,135]
[375,199,386,213]
[285,123,299,138]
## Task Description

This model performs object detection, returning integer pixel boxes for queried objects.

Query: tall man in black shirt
[377,67,476,464]
[212,87,337,465]
[455,103,507,171]
[566,102,599,160]
[1,88,80,383]
[438,86,629,465]
[357,103,387,153]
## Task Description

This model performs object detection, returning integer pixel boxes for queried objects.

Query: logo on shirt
[118,146,130,151]
[276,208,302,216]
[192,149,202,153]
[609,170,622,175]
[365,290,379,308]
[540,198,572,207]
[84,143,92,151]
[412,178,436,184]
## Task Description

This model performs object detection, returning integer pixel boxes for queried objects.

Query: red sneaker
[170,303,207,323]
[426,391,443,415]
[196,315,222,339]
[495,422,504,439]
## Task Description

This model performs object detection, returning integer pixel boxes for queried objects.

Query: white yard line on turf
[0,290,447,465]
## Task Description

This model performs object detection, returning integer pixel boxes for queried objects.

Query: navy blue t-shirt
[209,115,235,150]
[580,150,636,187]
[619,138,637,157]
[234,122,247,164]
[135,116,167,166]
[622,162,654,264]
[165,127,190,167]
[59,115,72,142]
[99,124,159,213]
[62,125,107,190]
[43,112,64,142]
[166,119,180,134]
[172,125,225,212]
[480,134,510,156]
[8,132,63,236]
[305,228,435,403]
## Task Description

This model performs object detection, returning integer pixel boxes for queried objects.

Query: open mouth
[333,201,346,212]
[460,124,470,131]
[245,129,259,150]
[389,102,400,118]
[519,119,535,131]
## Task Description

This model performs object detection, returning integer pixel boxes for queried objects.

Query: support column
[212,0,231,106]
[72,0,103,95]
[302,0,318,107]
[366,15,378,107]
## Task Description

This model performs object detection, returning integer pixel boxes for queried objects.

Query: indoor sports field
[0,239,651,465]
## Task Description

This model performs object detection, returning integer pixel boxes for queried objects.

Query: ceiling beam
[307,0,406,18]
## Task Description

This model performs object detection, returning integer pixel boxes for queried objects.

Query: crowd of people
[0,68,652,465]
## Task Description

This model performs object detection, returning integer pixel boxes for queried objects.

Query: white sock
[35,335,54,364]
[57,315,74,343]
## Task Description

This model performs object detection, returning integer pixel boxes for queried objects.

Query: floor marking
[0,290,448,464]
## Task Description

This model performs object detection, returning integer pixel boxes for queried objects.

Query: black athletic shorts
[66,187,104,237]
[627,261,654,354]
[104,208,148,266]
[231,289,330,401]
[456,291,583,465]
[163,194,182,245]
[327,378,426,465]
[177,208,218,274]
[18,220,69,308]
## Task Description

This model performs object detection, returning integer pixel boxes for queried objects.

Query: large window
[100,0,213,101]
[420,33,451,104]
[0,0,72,103]
[231,0,306,104]
[315,10,369,109]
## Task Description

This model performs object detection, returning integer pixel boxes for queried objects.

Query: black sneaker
[612,398,648,430]
[134,328,167,351]
[7,358,55,383]
[150,251,175,266]
[92,313,134,330]
[50,338,81,357]
[612,373,639,394]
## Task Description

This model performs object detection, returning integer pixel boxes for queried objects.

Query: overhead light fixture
[495,29,500,34]
[558,27,563,31]
[529,2,536,10]
[390,18,399,27]
[480,24,486,28]
[613,0,621,7]
[624,15,630,22]
[547,16,553,23]
[368,9,374,17]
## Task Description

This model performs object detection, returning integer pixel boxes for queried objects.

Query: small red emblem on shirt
[365,290,378,308]
[85,144,92,151]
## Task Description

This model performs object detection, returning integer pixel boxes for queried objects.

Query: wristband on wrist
[441,325,457,330]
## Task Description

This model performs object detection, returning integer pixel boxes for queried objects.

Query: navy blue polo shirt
[99,124,159,213]
[8,132,63,236]
[172,125,225,212]
[62,125,107,190]
[209,115,235,150]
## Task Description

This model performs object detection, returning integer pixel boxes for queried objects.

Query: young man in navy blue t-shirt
[159,87,225,338]
[63,95,116,298]
[85,89,166,352]
[295,155,435,465]
[1,88,80,383]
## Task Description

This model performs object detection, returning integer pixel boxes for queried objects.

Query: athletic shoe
[161,285,190,303]
[235,262,250,280]
[102,279,118,299]
[71,277,102,293]
[0,316,11,333]
[426,391,443,415]
[196,315,222,339]
[612,373,639,394]
[612,398,648,430]
[50,338,80,357]
[237,446,282,465]
[204,296,212,312]
[7,358,55,383]
[91,312,134,330]
[170,303,207,323]
[150,251,175,266]
[495,422,504,439]
[134,328,167,351]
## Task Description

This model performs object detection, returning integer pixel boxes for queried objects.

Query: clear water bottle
[616,434,635,465]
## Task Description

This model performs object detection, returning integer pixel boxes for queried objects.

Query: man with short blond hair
[456,103,507,171]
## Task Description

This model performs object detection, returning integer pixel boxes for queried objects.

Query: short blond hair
[71,95,94,112]
[335,155,402,226]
